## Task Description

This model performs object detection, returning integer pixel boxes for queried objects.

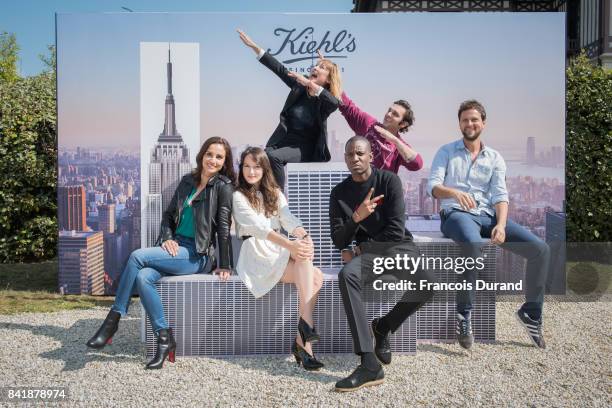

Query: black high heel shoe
[292,339,324,371]
[298,317,320,344]
[146,328,177,369]
[86,310,121,349]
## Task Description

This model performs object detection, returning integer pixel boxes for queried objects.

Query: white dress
[232,190,302,298]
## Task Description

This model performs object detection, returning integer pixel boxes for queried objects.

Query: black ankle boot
[371,318,392,365]
[291,339,324,371]
[146,328,177,369]
[298,317,320,344]
[86,310,121,349]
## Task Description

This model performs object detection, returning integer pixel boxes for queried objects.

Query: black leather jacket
[158,173,233,270]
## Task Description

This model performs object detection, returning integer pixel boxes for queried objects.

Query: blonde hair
[318,59,342,99]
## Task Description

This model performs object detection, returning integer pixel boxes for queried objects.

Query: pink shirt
[339,92,423,173]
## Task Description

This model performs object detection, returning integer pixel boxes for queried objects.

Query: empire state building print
[144,46,193,247]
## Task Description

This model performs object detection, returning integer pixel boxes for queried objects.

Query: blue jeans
[111,235,206,333]
[440,210,550,320]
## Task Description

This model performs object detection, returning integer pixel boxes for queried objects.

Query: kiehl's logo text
[268,27,356,64]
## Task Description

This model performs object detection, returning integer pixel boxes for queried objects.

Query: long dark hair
[237,147,279,217]
[192,137,236,185]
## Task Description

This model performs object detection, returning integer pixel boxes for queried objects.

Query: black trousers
[265,144,314,190]
[338,252,434,354]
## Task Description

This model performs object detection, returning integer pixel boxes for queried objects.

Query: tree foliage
[0,34,57,262]
[0,31,19,84]
[565,53,612,242]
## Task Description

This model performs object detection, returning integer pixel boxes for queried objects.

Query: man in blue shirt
[427,100,550,349]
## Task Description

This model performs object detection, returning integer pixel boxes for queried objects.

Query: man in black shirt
[329,136,433,392]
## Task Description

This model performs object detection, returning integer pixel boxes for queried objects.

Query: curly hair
[237,147,280,218]
[393,99,415,133]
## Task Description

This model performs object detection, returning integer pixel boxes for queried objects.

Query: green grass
[0,260,58,291]
[0,290,114,315]
[0,260,114,315]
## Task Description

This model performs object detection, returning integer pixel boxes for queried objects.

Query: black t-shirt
[329,167,413,249]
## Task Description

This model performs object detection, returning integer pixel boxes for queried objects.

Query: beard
[462,128,482,141]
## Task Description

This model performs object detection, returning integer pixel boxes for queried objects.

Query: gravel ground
[0,299,610,407]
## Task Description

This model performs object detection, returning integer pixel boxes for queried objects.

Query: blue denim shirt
[427,139,509,216]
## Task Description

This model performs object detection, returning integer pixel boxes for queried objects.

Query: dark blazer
[259,52,340,162]
[158,173,233,270]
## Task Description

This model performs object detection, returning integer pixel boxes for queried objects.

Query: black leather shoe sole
[335,378,384,392]
[85,336,113,349]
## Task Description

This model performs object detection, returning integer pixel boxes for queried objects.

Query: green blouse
[175,187,199,238]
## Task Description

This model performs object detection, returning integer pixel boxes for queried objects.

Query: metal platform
[143,271,416,357]
[142,164,497,356]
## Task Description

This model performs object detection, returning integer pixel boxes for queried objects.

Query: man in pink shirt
[339,92,423,173]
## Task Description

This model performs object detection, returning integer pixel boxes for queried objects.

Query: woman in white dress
[232,146,324,370]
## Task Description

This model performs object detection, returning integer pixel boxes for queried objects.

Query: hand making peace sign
[352,188,384,223]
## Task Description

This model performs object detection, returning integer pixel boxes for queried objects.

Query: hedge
[565,53,612,242]
[0,71,57,262]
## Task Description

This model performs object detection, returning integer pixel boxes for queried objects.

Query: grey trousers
[265,144,314,190]
[338,253,434,354]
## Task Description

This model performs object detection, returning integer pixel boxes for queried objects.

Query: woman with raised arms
[237,29,342,189]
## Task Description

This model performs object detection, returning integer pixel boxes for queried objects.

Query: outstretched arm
[238,29,297,88]
[339,92,376,136]
[374,125,423,171]
[237,29,263,56]
[308,47,373,134]
[286,71,340,118]
[287,71,324,97]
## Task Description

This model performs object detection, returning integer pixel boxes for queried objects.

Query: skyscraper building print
[145,47,192,247]
[58,230,104,295]
[58,185,88,231]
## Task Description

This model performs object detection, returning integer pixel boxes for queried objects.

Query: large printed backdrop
[56,12,565,294]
